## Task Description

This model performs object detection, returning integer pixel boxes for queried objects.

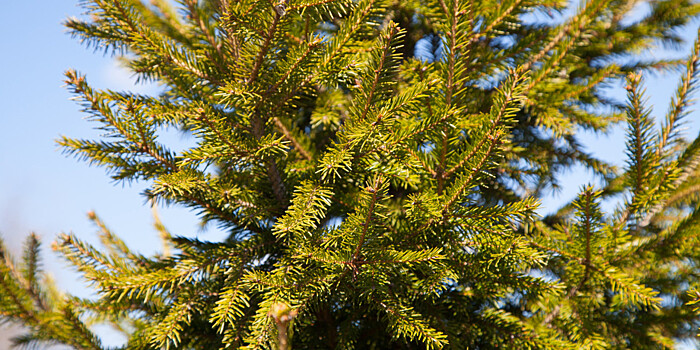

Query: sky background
[0,1,698,348]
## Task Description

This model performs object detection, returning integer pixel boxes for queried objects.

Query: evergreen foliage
[2,0,700,348]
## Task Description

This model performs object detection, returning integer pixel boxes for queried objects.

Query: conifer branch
[62,305,105,350]
[349,177,382,267]
[405,146,437,178]
[541,280,579,326]
[443,133,500,211]
[91,211,135,261]
[657,27,700,158]
[20,234,49,312]
[580,188,595,292]
[222,9,266,38]
[264,159,288,205]
[34,0,700,348]
[443,72,526,210]
[194,110,252,159]
[520,0,609,74]
[611,0,641,24]
[267,0,377,118]
[358,23,400,122]
[638,139,700,227]
[56,233,122,274]
[320,0,377,67]
[274,181,332,239]
[149,0,186,34]
[416,64,436,118]
[436,0,460,194]
[247,10,281,84]
[356,110,464,162]
[1,238,104,350]
[474,31,547,82]
[243,7,289,205]
[186,0,222,53]
[615,72,654,228]
[526,37,581,91]
[272,117,313,160]
[185,191,262,233]
[289,0,337,10]
[0,257,37,323]
[110,0,223,86]
[187,1,229,78]
[371,293,447,349]
[562,65,619,101]
[259,39,319,161]
[441,0,458,108]
[444,130,496,180]
[150,300,194,349]
[528,240,587,266]
[469,0,524,44]
[266,39,321,97]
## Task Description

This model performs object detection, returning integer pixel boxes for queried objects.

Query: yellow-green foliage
[2,0,700,349]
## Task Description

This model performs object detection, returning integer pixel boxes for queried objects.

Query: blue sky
[0,1,698,348]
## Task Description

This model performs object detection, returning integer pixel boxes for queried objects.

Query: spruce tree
[2,0,700,349]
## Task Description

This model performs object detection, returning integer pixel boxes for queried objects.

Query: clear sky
[0,1,698,348]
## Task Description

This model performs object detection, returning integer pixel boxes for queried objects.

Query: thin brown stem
[350,178,382,265]
[248,12,281,84]
[443,131,501,211]
[273,117,313,160]
[358,25,399,121]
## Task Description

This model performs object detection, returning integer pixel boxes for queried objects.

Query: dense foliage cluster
[2,0,700,348]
